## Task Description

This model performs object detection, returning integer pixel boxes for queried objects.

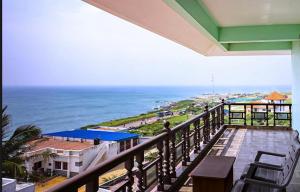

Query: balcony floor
[181,128,300,192]
[230,129,300,192]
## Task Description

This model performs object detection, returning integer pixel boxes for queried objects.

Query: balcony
[47,101,299,192]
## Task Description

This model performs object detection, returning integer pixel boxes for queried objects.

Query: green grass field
[129,114,191,136]
[82,112,157,129]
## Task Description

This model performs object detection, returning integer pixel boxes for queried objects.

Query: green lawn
[82,112,157,129]
[129,114,190,136]
[171,100,194,110]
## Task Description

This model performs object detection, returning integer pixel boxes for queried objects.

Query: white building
[24,138,101,178]
[24,130,139,178]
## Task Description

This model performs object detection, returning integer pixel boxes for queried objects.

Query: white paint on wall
[292,41,300,133]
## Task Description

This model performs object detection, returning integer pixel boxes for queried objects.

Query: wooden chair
[231,130,300,192]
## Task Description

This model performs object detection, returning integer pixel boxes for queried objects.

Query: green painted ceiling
[165,0,300,52]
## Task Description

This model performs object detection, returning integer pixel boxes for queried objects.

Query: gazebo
[265,91,287,104]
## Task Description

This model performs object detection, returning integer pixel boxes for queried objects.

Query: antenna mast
[211,73,215,94]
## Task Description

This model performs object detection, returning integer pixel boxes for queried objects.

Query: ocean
[2,86,290,133]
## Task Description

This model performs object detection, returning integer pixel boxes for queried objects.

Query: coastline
[82,91,292,136]
[3,86,291,134]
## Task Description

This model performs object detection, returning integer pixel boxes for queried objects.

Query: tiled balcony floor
[181,128,300,192]
[228,129,300,192]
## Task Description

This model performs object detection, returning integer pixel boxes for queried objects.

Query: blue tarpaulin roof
[44,129,139,142]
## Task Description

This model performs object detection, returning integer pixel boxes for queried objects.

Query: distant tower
[211,73,215,94]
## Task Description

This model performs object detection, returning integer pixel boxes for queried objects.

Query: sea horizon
[3,85,291,134]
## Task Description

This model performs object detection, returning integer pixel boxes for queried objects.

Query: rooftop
[265,91,287,100]
[44,129,139,142]
[29,138,93,151]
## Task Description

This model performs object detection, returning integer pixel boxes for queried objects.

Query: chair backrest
[278,130,300,187]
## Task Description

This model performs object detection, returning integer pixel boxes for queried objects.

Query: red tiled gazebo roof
[265,92,287,101]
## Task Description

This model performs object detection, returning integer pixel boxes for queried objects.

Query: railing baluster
[216,106,220,129]
[186,124,190,162]
[273,104,276,126]
[266,104,269,126]
[199,119,203,148]
[211,110,216,135]
[86,176,99,192]
[136,152,144,192]
[157,141,164,191]
[289,105,292,127]
[163,121,171,185]
[251,104,253,126]
[221,99,225,125]
[170,131,176,178]
[203,105,210,144]
[193,120,200,153]
[125,157,134,192]
[244,104,247,125]
[228,104,232,125]
[182,126,188,166]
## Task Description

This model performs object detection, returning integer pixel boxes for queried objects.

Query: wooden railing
[47,101,226,192]
[46,101,293,192]
[224,103,292,128]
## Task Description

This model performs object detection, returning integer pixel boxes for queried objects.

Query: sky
[3,0,292,87]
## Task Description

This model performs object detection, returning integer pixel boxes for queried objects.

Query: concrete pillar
[51,159,54,176]
[67,156,71,178]
[292,41,300,133]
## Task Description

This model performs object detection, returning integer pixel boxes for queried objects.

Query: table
[190,156,236,192]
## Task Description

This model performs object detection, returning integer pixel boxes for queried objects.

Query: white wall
[79,145,102,171]
[2,178,35,192]
[292,41,300,133]
[106,141,119,159]
[24,141,125,177]
[2,178,16,192]
[24,145,101,177]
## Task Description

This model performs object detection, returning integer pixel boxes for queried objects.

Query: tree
[25,149,58,162]
[25,148,58,177]
[2,106,42,179]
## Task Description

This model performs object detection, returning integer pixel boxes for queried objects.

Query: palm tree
[25,149,58,162]
[25,149,58,176]
[1,106,42,179]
